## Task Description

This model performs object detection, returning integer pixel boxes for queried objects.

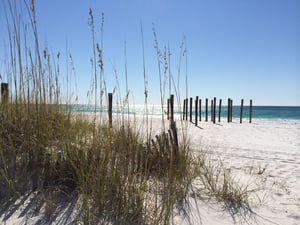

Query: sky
[0,0,300,106]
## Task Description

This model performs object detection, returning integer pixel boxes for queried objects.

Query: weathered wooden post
[249,99,253,123]
[185,98,188,121]
[211,100,213,122]
[183,99,186,120]
[195,96,199,126]
[1,83,8,105]
[205,98,208,122]
[108,93,113,128]
[227,98,230,123]
[170,94,174,124]
[199,99,202,122]
[190,97,193,122]
[218,99,222,123]
[240,99,244,123]
[213,97,216,124]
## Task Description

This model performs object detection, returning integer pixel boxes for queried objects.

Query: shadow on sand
[0,191,80,225]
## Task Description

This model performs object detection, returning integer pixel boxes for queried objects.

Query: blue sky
[1,0,299,106]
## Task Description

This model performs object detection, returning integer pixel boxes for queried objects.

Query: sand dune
[1,115,299,224]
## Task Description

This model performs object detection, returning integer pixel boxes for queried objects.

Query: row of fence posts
[181,97,252,126]
[2,85,253,127]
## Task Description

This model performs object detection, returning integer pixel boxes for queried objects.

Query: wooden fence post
[249,99,253,123]
[170,94,174,124]
[1,83,8,105]
[218,99,222,123]
[240,99,244,123]
[199,99,202,122]
[183,99,186,120]
[205,98,208,122]
[211,100,213,122]
[213,97,216,124]
[227,98,230,123]
[185,98,188,121]
[108,93,113,128]
[195,96,198,126]
[190,97,193,122]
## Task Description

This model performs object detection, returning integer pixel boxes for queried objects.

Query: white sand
[174,118,300,225]
[1,114,300,225]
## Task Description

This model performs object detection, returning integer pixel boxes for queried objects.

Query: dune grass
[0,1,255,224]
[0,102,195,224]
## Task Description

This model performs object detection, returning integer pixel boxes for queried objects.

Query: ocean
[68,104,300,121]
[213,106,300,121]
[248,106,300,120]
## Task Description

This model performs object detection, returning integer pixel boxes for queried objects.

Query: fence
[1,82,253,127]
[168,95,253,126]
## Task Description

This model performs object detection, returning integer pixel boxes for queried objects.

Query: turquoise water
[249,106,300,120]
[213,106,300,120]
[67,104,300,121]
